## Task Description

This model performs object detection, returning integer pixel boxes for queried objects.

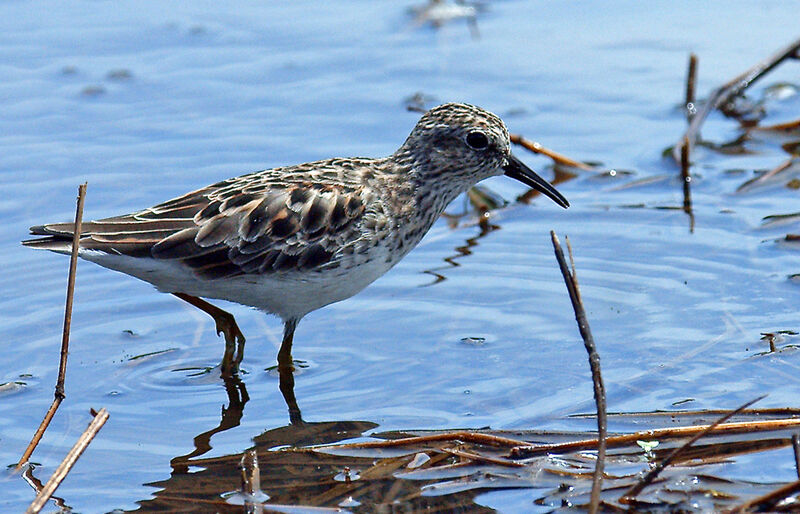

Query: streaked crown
[396,103,511,187]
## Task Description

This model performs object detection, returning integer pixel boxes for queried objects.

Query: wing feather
[25,165,373,280]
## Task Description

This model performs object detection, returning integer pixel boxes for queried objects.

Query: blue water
[1,1,799,511]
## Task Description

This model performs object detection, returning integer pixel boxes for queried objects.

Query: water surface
[1,1,800,511]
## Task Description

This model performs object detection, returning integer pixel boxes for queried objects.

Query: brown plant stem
[551,231,606,514]
[26,408,108,514]
[316,431,529,451]
[510,134,595,171]
[680,136,695,232]
[686,53,698,122]
[17,183,87,470]
[619,395,764,503]
[727,478,800,513]
[673,37,800,164]
[509,417,800,458]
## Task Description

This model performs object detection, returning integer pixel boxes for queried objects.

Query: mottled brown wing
[27,173,368,279]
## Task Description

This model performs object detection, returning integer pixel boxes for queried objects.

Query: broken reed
[550,232,606,514]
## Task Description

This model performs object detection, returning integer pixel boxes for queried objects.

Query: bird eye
[465,131,489,150]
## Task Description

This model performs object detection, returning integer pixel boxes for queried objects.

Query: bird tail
[22,223,80,254]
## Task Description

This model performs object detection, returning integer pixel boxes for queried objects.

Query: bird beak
[503,154,569,208]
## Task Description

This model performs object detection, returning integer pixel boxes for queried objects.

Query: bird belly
[80,248,395,320]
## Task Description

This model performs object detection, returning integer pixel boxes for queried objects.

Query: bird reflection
[170,374,250,473]
[168,218,517,471]
[170,366,306,473]
[277,365,303,425]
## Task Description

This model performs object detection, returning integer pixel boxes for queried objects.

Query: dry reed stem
[686,53,698,122]
[619,395,764,503]
[510,417,800,458]
[735,157,795,193]
[26,408,109,514]
[727,478,800,513]
[17,183,87,470]
[750,118,800,133]
[794,434,800,480]
[673,37,800,164]
[321,417,800,462]
[576,407,800,418]
[680,136,695,232]
[681,53,697,232]
[440,447,526,468]
[510,134,595,171]
[316,431,530,451]
[551,231,606,514]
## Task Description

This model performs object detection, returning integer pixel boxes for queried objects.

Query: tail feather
[29,219,190,237]
[21,236,74,254]
[29,224,65,236]
[24,217,197,258]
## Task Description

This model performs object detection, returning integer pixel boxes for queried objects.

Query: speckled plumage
[24,103,568,375]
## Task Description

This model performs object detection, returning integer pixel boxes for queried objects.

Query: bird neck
[391,146,470,217]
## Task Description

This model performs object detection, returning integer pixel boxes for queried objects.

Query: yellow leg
[173,293,246,376]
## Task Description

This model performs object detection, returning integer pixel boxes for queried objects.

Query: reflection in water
[423,216,498,286]
[20,464,69,512]
[170,375,250,474]
[139,415,503,512]
[138,405,800,511]
[422,166,577,285]
[170,367,305,475]
[277,366,303,426]
[517,165,577,204]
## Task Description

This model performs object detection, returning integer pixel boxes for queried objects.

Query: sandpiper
[24,103,568,376]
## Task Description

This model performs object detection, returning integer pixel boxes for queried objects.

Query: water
[1,1,799,511]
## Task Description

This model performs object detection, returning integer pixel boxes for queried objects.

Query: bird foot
[215,313,246,376]
[172,293,248,377]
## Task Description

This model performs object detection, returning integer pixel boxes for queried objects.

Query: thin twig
[509,417,800,458]
[727,478,800,513]
[17,183,87,469]
[750,118,800,134]
[26,408,108,514]
[565,236,579,296]
[686,53,698,122]
[619,395,765,503]
[680,137,695,233]
[673,37,800,163]
[316,431,530,451]
[440,447,526,468]
[510,134,595,171]
[551,232,606,514]
[572,407,800,418]
[794,434,800,480]
[57,182,87,397]
[681,53,696,232]
[736,157,795,193]
[321,415,800,460]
